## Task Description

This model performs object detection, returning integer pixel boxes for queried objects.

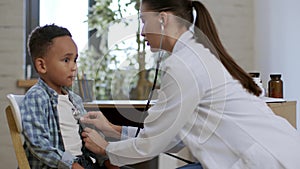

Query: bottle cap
[270,74,281,78]
[249,72,260,78]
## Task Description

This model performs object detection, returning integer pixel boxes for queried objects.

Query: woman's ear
[35,58,47,74]
[159,12,168,26]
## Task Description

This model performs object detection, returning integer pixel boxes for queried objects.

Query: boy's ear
[35,58,47,74]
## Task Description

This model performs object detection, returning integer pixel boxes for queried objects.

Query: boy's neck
[60,87,68,95]
[53,87,64,95]
[39,77,69,95]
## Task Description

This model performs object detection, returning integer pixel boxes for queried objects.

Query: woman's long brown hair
[142,0,261,96]
[192,1,261,96]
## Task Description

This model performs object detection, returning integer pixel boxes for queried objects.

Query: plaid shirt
[20,78,87,169]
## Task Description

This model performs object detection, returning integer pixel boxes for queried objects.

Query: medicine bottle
[268,74,283,98]
[249,72,265,97]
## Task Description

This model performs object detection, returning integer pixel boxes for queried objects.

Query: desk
[84,100,155,109]
[267,101,296,128]
[84,100,156,128]
[84,100,296,128]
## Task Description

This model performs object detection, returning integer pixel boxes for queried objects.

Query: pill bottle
[268,74,283,98]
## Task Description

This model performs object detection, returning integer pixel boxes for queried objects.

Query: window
[25,0,91,78]
[40,0,88,52]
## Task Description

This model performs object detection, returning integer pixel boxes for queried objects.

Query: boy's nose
[71,63,77,71]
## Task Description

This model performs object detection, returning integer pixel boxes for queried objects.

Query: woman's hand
[82,127,108,156]
[80,111,122,138]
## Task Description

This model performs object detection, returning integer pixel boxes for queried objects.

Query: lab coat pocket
[230,143,283,169]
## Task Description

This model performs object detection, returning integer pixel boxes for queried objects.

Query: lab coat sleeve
[121,126,184,153]
[106,52,205,166]
[120,126,138,140]
[164,139,185,153]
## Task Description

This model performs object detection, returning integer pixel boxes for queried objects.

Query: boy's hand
[72,162,84,169]
[104,159,120,169]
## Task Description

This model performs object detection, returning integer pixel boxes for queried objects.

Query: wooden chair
[6,94,30,169]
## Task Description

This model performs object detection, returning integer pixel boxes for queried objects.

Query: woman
[81,0,300,168]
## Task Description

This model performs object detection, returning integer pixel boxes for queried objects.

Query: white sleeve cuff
[120,126,138,140]
[58,150,76,169]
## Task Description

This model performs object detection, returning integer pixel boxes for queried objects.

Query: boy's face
[39,36,78,94]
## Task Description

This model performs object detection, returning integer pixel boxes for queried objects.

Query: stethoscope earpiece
[160,19,164,31]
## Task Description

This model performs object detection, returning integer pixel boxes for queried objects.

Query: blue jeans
[176,162,203,169]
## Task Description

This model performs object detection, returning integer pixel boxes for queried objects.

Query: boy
[19,24,116,169]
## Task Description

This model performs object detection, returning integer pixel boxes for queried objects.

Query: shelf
[17,79,38,88]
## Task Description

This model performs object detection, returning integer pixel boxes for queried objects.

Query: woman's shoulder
[166,41,212,70]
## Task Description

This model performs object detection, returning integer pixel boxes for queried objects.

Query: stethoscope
[134,19,165,137]
[134,19,194,164]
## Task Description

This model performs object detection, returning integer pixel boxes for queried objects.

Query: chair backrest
[7,94,24,132]
[6,94,30,169]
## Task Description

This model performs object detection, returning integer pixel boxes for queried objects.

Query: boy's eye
[64,58,70,62]
[74,57,78,63]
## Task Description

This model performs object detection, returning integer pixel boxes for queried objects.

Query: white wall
[203,0,255,71]
[254,0,300,128]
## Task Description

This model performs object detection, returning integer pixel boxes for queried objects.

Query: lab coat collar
[172,30,194,54]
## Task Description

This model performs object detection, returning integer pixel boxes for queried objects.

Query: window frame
[25,0,39,78]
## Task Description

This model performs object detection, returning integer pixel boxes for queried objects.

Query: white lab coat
[106,31,300,169]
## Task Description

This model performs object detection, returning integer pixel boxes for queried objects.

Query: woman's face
[140,3,164,52]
